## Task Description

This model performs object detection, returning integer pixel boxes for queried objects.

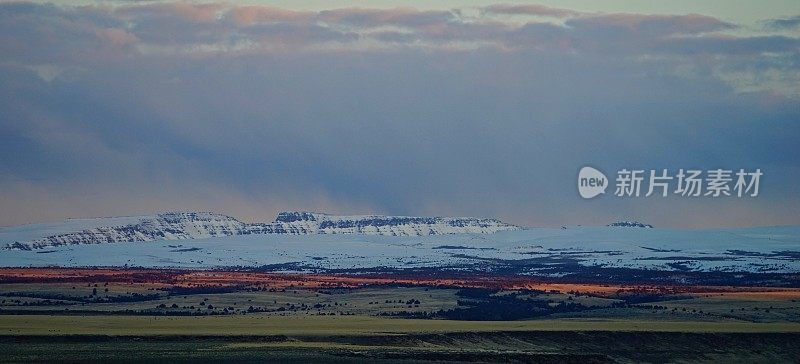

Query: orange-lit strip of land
[1,268,799,298]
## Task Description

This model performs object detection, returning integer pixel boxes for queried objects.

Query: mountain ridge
[3,211,520,250]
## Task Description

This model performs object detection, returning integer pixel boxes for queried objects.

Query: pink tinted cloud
[227,6,312,26]
[94,27,138,46]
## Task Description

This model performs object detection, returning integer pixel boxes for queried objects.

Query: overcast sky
[1,1,798,228]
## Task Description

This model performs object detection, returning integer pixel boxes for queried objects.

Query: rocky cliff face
[5,211,520,250]
[8,212,248,250]
[266,211,517,236]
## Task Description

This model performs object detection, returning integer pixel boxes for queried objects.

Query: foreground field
[3,315,800,336]
[1,327,799,363]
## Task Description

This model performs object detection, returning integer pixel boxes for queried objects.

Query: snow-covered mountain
[2,211,519,250]
[2,213,799,275]
[2,223,799,275]
[607,221,654,228]
[257,212,518,236]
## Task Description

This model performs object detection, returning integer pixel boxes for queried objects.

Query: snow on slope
[0,225,798,274]
[2,212,248,250]
[1,211,519,250]
[0,216,145,244]
[3,212,797,274]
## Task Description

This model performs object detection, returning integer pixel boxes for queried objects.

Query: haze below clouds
[1,1,799,228]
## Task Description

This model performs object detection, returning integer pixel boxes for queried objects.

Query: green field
[4,283,800,323]
[1,323,798,363]
[2,282,800,362]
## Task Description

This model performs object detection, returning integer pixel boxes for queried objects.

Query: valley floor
[1,268,800,362]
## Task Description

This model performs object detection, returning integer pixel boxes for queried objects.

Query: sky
[0,1,799,228]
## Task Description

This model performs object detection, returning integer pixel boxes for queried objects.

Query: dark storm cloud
[0,2,798,228]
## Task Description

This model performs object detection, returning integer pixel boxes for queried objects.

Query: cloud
[226,6,312,26]
[94,27,138,45]
[117,2,224,24]
[1,3,791,60]
[567,13,736,36]
[0,2,799,228]
[657,34,800,55]
[764,15,800,30]
[0,3,135,63]
[318,7,456,28]
[481,4,581,18]
[239,22,359,48]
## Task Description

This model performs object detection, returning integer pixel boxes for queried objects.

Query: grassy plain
[2,314,800,336]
